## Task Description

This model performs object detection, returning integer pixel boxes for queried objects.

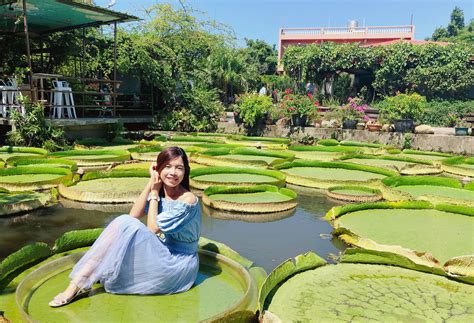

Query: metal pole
[22,0,34,99]
[113,21,117,117]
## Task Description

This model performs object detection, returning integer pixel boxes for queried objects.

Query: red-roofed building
[278,23,416,70]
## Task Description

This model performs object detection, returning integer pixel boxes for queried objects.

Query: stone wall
[217,123,474,155]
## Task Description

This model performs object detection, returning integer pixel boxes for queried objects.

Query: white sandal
[48,288,90,308]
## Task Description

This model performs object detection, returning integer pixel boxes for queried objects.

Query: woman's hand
[149,162,162,192]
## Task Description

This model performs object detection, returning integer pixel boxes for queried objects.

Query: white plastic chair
[51,80,77,119]
[0,79,24,118]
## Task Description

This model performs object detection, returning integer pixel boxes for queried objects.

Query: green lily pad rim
[258,252,327,313]
[0,146,48,155]
[193,143,245,150]
[327,185,381,195]
[228,135,290,144]
[465,182,474,191]
[339,140,388,149]
[382,176,462,189]
[10,158,78,171]
[81,169,149,182]
[161,135,223,144]
[49,149,131,163]
[317,138,339,146]
[324,200,474,221]
[0,167,71,177]
[127,145,163,153]
[288,145,362,153]
[190,166,286,181]
[339,153,432,165]
[204,184,297,200]
[274,160,397,177]
[442,156,474,166]
[230,147,295,160]
[402,149,453,158]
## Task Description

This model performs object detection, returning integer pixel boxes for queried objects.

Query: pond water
[0,188,343,272]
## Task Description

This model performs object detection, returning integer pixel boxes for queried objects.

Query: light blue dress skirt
[70,198,201,295]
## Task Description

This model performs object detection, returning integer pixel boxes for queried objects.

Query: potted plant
[377,93,426,133]
[234,93,272,133]
[455,118,470,136]
[280,89,319,127]
[333,97,368,129]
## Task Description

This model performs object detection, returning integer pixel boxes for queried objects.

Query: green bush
[6,100,70,152]
[376,93,427,122]
[234,93,272,127]
[420,100,474,126]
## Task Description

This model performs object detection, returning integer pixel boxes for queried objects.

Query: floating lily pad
[190,167,285,190]
[0,189,52,216]
[383,176,472,204]
[275,161,394,189]
[0,147,47,162]
[202,204,295,223]
[203,185,297,213]
[328,202,473,264]
[263,259,474,322]
[10,157,77,171]
[59,177,148,203]
[15,249,257,323]
[0,167,72,191]
[442,157,474,177]
[327,186,383,202]
[49,149,130,167]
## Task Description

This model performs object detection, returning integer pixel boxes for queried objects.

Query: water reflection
[0,193,345,272]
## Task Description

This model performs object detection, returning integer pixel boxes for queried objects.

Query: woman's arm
[129,179,152,218]
[146,189,160,233]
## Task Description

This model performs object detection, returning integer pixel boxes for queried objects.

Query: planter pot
[233,112,242,124]
[394,119,414,133]
[455,127,469,136]
[342,120,357,129]
[291,114,307,127]
[356,123,365,130]
[367,124,382,132]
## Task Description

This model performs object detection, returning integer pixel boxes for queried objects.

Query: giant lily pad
[1,232,261,323]
[193,148,293,167]
[49,149,130,167]
[275,160,395,189]
[327,201,474,265]
[339,153,432,172]
[0,146,47,163]
[203,185,297,213]
[190,167,286,190]
[0,189,52,216]
[327,185,383,203]
[442,157,474,177]
[10,157,77,171]
[58,169,148,203]
[261,253,474,322]
[383,176,473,204]
[0,167,72,191]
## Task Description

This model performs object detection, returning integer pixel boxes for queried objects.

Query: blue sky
[96,0,473,46]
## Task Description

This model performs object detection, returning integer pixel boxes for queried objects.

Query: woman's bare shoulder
[178,191,198,205]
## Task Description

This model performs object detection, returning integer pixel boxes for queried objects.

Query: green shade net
[0,0,137,34]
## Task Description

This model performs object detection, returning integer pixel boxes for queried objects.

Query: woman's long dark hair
[155,147,190,196]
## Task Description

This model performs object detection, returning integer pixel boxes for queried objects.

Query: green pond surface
[282,167,386,181]
[63,155,119,160]
[72,178,149,193]
[0,174,63,184]
[215,154,279,164]
[338,209,474,263]
[193,173,281,184]
[292,151,340,161]
[395,185,474,201]
[26,265,243,322]
[209,191,293,203]
[0,190,341,272]
[330,189,375,196]
[344,158,414,169]
[267,263,474,322]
